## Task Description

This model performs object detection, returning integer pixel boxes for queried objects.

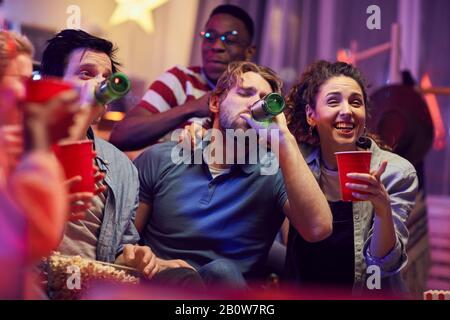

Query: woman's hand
[64,176,93,221]
[346,160,391,217]
[0,125,24,169]
[21,90,81,150]
[64,163,106,221]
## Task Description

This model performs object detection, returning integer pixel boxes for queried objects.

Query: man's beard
[219,112,250,131]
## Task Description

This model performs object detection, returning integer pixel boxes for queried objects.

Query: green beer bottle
[95,72,131,105]
[250,93,285,123]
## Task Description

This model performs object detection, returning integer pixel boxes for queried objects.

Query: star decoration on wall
[109,0,169,33]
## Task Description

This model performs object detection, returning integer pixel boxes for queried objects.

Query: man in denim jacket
[40,30,198,280]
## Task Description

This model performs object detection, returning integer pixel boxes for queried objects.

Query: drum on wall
[367,84,434,167]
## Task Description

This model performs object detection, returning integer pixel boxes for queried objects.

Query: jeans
[198,259,247,289]
[150,267,205,289]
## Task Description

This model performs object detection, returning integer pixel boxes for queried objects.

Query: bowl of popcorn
[44,252,140,300]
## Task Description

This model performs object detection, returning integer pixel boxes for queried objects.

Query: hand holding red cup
[23,77,81,149]
[335,151,372,202]
[52,140,96,194]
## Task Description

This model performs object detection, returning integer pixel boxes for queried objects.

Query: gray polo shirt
[134,141,287,277]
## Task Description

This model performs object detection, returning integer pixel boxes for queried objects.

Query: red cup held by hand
[25,77,74,103]
[335,151,372,202]
[52,140,95,193]
[24,77,82,146]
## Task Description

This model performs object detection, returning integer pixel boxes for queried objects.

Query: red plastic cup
[335,151,372,202]
[25,77,74,103]
[52,140,95,193]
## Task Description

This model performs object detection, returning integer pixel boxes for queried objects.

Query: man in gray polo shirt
[134,61,332,286]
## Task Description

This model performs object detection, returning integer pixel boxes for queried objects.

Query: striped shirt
[137,65,213,141]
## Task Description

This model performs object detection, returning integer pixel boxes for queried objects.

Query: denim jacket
[299,138,418,293]
[88,128,140,262]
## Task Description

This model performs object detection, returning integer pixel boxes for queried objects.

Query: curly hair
[285,60,370,146]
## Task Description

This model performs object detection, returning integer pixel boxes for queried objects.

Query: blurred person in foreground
[0,30,77,298]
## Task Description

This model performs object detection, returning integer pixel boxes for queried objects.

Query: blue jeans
[198,259,247,289]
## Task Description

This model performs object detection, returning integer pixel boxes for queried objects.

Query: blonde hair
[0,31,34,78]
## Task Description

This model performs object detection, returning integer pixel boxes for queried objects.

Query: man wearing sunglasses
[110,4,256,151]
